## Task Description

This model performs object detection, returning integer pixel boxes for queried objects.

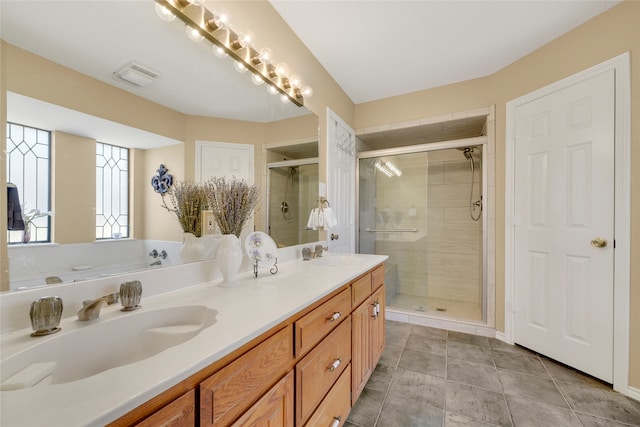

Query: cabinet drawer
[136,390,195,427]
[351,274,371,308]
[200,326,294,427]
[296,317,352,426]
[295,288,351,357]
[372,265,384,291]
[305,365,351,427]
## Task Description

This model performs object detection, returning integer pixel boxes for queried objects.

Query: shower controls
[591,237,608,248]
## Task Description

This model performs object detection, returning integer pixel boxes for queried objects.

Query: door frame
[504,53,631,394]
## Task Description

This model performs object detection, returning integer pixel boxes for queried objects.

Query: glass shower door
[358,147,484,321]
[359,152,430,312]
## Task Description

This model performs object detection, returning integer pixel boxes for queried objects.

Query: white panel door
[196,141,254,183]
[196,141,254,235]
[327,108,356,253]
[513,69,614,382]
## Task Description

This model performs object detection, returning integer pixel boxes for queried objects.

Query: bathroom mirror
[266,141,320,248]
[1,1,319,291]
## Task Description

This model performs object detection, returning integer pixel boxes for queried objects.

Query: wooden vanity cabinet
[134,390,195,427]
[296,317,351,425]
[110,263,385,427]
[230,371,294,427]
[200,325,294,427]
[351,265,385,404]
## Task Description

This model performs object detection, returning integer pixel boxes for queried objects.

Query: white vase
[218,234,243,285]
[180,232,207,263]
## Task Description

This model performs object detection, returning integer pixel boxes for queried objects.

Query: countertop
[0,253,387,427]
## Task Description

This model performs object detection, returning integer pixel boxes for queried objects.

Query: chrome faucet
[77,293,119,321]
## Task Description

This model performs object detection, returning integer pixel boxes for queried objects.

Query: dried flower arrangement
[161,180,208,237]
[205,177,259,238]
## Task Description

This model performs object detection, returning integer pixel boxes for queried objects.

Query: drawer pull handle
[330,416,341,427]
[328,358,342,372]
[327,312,342,322]
[371,301,381,318]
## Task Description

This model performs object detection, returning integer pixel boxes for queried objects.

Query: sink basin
[0,305,217,390]
[313,255,356,266]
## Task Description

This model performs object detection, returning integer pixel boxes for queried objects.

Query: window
[96,142,129,239]
[6,122,51,244]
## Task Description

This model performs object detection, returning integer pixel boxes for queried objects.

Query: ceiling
[270,0,620,104]
[1,0,620,144]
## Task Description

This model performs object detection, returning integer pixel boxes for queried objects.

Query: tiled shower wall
[426,149,483,304]
[374,148,483,306]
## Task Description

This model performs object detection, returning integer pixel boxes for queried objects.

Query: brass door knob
[331,233,339,241]
[590,238,607,248]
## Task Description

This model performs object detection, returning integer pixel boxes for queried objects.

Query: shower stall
[267,160,319,248]
[358,140,486,322]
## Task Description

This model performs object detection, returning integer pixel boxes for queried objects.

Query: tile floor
[347,320,640,427]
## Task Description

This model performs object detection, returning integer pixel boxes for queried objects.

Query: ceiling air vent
[113,61,160,87]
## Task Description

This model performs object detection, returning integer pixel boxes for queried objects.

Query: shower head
[457,147,473,160]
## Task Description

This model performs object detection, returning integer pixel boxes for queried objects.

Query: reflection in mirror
[1,1,320,292]
[268,161,319,248]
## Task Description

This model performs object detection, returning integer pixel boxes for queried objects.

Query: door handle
[331,233,339,241]
[591,238,607,248]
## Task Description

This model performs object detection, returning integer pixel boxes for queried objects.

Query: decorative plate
[245,231,277,268]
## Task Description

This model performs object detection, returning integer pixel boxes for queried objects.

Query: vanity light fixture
[153,0,310,107]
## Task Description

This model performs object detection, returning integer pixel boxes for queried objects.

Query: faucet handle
[30,296,63,337]
[120,281,142,311]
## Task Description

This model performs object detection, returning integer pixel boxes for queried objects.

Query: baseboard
[495,331,508,343]
[627,386,640,402]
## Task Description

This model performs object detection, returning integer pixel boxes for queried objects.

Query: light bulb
[233,61,248,73]
[186,25,204,42]
[238,29,255,49]
[280,94,290,104]
[268,85,279,95]
[213,7,230,29]
[251,74,265,86]
[154,3,176,22]
[289,75,302,89]
[275,62,289,78]
[301,85,313,98]
[258,47,273,64]
[212,45,228,59]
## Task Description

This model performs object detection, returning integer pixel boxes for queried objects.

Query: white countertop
[0,253,387,427]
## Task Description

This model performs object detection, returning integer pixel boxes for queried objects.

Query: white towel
[306,208,319,230]
[307,207,337,230]
[323,207,338,228]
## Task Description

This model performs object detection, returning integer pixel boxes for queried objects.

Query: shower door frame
[356,136,489,323]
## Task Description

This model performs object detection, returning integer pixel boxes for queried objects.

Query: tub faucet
[77,293,119,321]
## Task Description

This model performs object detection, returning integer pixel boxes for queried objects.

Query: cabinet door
[201,326,293,427]
[351,299,371,404]
[371,286,385,367]
[135,390,195,427]
[231,372,294,427]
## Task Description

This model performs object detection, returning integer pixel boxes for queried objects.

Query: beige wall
[51,132,96,244]
[354,0,640,389]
